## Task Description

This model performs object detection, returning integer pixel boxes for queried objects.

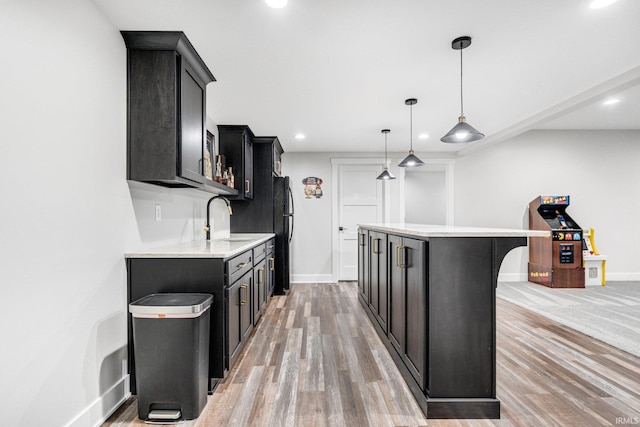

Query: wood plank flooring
[104,282,640,426]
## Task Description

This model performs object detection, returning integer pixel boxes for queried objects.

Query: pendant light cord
[459,40,464,116]
[384,132,388,164]
[409,103,414,151]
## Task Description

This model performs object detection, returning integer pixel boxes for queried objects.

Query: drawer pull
[236,262,247,268]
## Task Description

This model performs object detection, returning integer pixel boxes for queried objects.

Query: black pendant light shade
[399,98,424,167]
[441,36,484,144]
[377,129,396,180]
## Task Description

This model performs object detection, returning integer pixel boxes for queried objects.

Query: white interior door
[337,164,383,281]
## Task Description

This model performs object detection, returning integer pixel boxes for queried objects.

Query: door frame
[331,158,387,283]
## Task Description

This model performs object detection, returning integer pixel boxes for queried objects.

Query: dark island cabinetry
[387,235,427,390]
[368,230,389,333]
[358,224,540,419]
[121,31,235,195]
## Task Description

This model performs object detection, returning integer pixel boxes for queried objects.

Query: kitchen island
[125,233,275,394]
[357,223,549,419]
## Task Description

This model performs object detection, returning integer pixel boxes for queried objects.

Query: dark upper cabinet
[271,138,284,176]
[121,31,235,195]
[218,125,255,200]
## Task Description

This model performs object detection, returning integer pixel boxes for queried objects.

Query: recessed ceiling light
[266,0,287,8]
[589,0,617,9]
[294,133,305,140]
[418,133,429,140]
[603,98,620,106]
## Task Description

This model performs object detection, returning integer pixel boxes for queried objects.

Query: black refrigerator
[229,137,292,295]
[273,176,293,294]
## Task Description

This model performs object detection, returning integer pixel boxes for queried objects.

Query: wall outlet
[155,204,162,222]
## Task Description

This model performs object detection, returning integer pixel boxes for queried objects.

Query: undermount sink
[214,237,254,243]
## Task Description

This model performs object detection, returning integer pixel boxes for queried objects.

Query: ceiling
[92,0,640,155]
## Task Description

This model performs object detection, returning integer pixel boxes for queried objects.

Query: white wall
[404,167,447,224]
[0,2,229,426]
[454,130,640,281]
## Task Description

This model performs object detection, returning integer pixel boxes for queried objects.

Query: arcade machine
[528,195,585,288]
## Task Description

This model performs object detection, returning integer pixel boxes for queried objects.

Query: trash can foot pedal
[145,409,182,424]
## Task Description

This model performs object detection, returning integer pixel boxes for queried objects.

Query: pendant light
[376,129,396,180]
[398,98,424,167]
[440,36,485,144]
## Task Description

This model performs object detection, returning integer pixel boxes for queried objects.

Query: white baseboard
[64,375,130,427]
[498,272,528,282]
[498,272,640,283]
[605,272,640,281]
[291,274,335,283]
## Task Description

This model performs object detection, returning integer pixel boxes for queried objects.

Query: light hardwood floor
[105,282,640,426]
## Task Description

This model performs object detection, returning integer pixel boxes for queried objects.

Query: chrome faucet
[204,196,232,241]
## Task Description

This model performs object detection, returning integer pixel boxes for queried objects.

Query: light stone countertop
[358,223,550,238]
[124,233,275,259]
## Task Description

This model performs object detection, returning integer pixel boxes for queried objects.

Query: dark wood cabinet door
[369,231,388,332]
[388,234,404,354]
[369,233,379,313]
[218,125,254,200]
[253,258,266,325]
[357,230,369,302]
[243,132,254,199]
[268,251,275,297]
[227,280,242,365]
[240,272,253,342]
[179,61,206,184]
[404,237,427,390]
[377,232,388,332]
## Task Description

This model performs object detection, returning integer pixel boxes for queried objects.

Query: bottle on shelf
[227,167,234,189]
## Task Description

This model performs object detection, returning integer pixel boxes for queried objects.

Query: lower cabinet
[357,230,369,302]
[266,241,275,300]
[369,231,427,390]
[227,269,253,368]
[369,230,388,332]
[126,238,274,395]
[253,257,266,326]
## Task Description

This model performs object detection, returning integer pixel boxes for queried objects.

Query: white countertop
[125,233,275,259]
[358,223,549,238]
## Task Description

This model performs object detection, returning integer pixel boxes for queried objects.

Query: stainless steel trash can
[129,293,213,421]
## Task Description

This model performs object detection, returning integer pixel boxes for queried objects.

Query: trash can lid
[129,293,213,317]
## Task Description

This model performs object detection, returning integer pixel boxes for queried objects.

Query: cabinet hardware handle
[372,238,381,254]
[240,284,248,305]
[237,262,247,268]
[258,268,264,285]
[396,245,406,269]
[245,180,250,193]
[269,257,275,271]
[359,233,366,247]
[268,244,274,249]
